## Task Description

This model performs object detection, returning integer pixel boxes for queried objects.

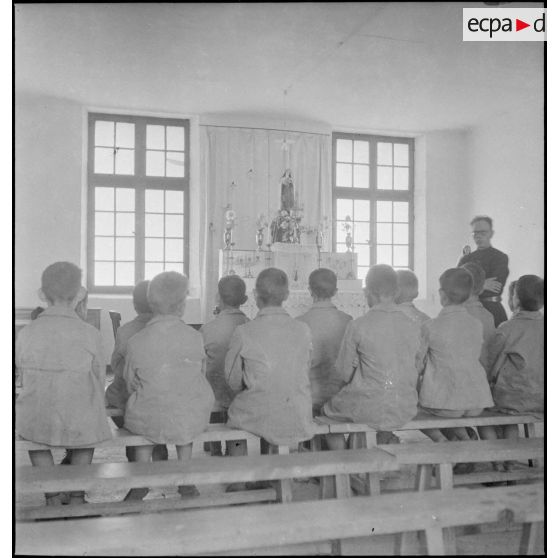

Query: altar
[219,244,366,319]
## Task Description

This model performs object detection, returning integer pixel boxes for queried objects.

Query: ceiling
[15,2,544,133]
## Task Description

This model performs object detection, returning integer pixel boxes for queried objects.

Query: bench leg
[520,522,541,555]
[320,476,336,500]
[246,437,260,457]
[523,424,540,467]
[272,445,292,502]
[424,527,445,555]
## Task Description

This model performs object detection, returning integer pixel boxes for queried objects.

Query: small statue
[280,169,295,211]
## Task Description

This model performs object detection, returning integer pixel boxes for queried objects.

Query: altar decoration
[223,207,236,250]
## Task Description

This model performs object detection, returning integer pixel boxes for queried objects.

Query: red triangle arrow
[516,19,530,31]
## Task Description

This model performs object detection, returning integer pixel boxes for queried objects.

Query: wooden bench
[16,483,544,556]
[16,447,398,520]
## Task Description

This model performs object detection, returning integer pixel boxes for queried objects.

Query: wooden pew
[16,447,398,520]
[16,484,544,556]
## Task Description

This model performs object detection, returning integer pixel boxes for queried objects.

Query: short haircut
[439,268,473,305]
[516,275,544,311]
[255,268,289,306]
[470,215,493,229]
[218,275,248,307]
[366,264,398,298]
[147,271,188,315]
[309,268,337,299]
[30,306,45,320]
[461,262,486,296]
[41,262,82,303]
[133,280,151,314]
[396,269,419,301]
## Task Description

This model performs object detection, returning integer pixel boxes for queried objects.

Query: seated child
[461,262,496,369]
[395,269,430,325]
[16,262,111,506]
[123,271,214,500]
[296,268,352,415]
[201,275,249,455]
[418,268,494,442]
[322,264,422,446]
[479,275,544,446]
[225,268,314,464]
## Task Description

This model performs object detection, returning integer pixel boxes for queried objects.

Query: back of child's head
[516,275,544,311]
[461,262,486,296]
[218,275,248,308]
[133,280,151,314]
[507,280,517,312]
[365,264,398,299]
[308,268,337,300]
[41,261,82,303]
[439,267,472,305]
[75,288,88,321]
[395,269,419,303]
[147,271,188,315]
[255,268,289,306]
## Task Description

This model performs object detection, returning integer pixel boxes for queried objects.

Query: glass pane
[95,212,114,236]
[146,238,164,262]
[166,152,184,178]
[95,237,114,260]
[164,262,183,273]
[95,121,114,147]
[165,239,183,262]
[95,187,114,211]
[115,188,135,211]
[115,148,134,175]
[353,222,369,244]
[146,125,165,150]
[166,126,184,151]
[377,201,392,222]
[336,199,353,221]
[357,267,368,281]
[336,139,352,163]
[165,190,184,214]
[145,190,164,213]
[94,147,114,174]
[336,243,348,253]
[393,202,409,223]
[353,164,369,189]
[116,212,135,236]
[353,141,369,164]
[145,213,164,237]
[165,214,183,237]
[115,262,135,285]
[394,167,409,190]
[376,223,392,244]
[377,142,392,165]
[115,237,135,261]
[376,245,392,266]
[393,245,409,267]
[377,166,393,190]
[146,150,165,176]
[145,262,164,280]
[394,143,409,166]
[336,163,352,187]
[115,123,134,148]
[353,200,370,221]
[354,244,370,267]
[393,223,409,244]
[95,262,114,286]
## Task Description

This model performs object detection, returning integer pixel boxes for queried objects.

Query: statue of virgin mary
[280,169,295,211]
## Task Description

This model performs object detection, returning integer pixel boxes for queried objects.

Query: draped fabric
[199,126,331,321]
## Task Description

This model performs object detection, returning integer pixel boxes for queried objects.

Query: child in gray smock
[296,268,352,414]
[418,268,494,443]
[201,275,249,455]
[323,265,422,446]
[479,275,544,446]
[123,272,214,501]
[16,262,111,506]
[395,269,430,326]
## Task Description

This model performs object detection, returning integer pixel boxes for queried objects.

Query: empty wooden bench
[16,483,544,556]
[16,447,398,520]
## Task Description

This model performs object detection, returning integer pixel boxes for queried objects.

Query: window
[88,113,189,292]
[332,133,414,280]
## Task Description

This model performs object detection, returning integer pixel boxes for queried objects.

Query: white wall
[467,105,544,281]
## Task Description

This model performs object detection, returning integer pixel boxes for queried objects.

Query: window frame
[87,113,190,294]
[332,132,415,274]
